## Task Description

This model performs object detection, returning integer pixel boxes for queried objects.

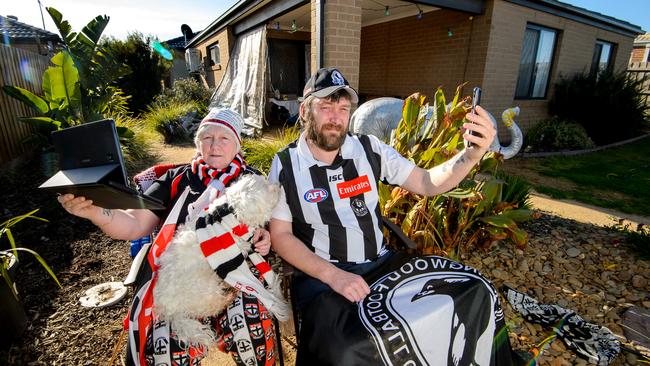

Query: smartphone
[467,87,481,147]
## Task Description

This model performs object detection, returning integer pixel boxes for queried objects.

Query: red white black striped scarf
[191,154,244,187]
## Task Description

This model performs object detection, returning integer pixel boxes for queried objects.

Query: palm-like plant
[2,7,132,143]
[380,88,533,259]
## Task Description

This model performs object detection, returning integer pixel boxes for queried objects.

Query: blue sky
[562,0,648,32]
[1,0,646,41]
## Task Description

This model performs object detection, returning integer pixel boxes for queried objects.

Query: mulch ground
[0,149,648,365]
[0,151,131,365]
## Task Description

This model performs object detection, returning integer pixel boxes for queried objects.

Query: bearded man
[268,68,513,365]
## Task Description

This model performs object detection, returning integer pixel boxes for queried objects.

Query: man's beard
[308,122,347,151]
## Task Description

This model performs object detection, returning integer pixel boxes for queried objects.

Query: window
[208,43,220,67]
[590,40,615,75]
[515,24,558,99]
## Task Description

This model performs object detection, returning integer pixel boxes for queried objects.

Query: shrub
[242,125,300,175]
[141,102,197,143]
[102,32,172,114]
[114,116,157,174]
[626,226,650,260]
[155,77,212,114]
[525,117,595,152]
[549,71,649,145]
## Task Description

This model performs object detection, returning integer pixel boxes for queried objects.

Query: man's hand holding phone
[466,87,481,148]
[463,87,496,161]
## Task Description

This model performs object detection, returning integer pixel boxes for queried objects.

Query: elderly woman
[58,109,277,366]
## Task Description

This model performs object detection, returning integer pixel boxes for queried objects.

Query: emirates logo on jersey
[336,175,371,199]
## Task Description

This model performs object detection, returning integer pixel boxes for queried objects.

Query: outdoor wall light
[275,21,280,31]
[415,4,423,20]
[384,6,390,16]
[291,19,297,32]
[447,28,453,37]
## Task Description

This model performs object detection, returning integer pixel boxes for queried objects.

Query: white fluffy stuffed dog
[153,174,285,347]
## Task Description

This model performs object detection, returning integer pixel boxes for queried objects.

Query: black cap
[302,67,359,103]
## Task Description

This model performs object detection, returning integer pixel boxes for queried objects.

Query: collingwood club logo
[351,198,368,216]
[358,256,502,366]
[331,70,345,85]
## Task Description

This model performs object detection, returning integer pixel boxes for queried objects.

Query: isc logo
[304,188,328,203]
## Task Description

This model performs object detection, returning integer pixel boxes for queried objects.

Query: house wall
[483,0,636,133]
[165,50,190,88]
[316,0,362,89]
[359,7,493,102]
[358,0,637,140]
[196,28,233,88]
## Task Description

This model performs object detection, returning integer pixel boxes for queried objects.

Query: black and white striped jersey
[269,132,415,264]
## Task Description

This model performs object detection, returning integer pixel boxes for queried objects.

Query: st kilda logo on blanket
[358,256,504,366]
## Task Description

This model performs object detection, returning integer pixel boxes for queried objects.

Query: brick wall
[320,0,362,89]
[484,0,636,134]
[310,0,318,72]
[196,28,233,88]
[359,8,491,101]
[630,46,649,63]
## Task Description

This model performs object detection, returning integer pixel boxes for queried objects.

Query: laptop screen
[52,119,128,186]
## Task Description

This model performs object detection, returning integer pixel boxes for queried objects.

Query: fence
[0,45,50,164]
[628,61,650,107]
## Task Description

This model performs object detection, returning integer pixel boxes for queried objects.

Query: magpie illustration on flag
[359,256,507,366]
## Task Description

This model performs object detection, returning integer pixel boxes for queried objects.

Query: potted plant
[0,209,61,347]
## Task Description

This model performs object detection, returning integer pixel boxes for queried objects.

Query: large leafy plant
[2,7,132,143]
[380,88,533,259]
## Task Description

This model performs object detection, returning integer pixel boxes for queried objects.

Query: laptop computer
[38,119,165,210]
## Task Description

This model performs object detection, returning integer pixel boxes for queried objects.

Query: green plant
[496,171,532,210]
[380,89,533,259]
[1,210,61,300]
[102,32,172,114]
[625,226,650,260]
[525,117,595,152]
[142,102,197,143]
[114,115,158,174]
[155,77,212,114]
[1,7,132,144]
[242,125,301,174]
[549,70,649,145]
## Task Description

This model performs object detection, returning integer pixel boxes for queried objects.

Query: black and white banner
[359,256,506,366]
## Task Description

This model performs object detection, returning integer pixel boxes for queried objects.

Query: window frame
[207,42,221,69]
[590,39,616,75]
[514,23,559,100]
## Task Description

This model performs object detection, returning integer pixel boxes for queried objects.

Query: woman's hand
[58,194,105,221]
[252,228,271,256]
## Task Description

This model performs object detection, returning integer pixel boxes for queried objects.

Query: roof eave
[186,0,261,48]
[504,0,644,37]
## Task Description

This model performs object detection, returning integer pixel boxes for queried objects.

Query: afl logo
[304,188,328,203]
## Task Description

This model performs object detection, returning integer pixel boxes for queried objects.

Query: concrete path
[529,192,649,229]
